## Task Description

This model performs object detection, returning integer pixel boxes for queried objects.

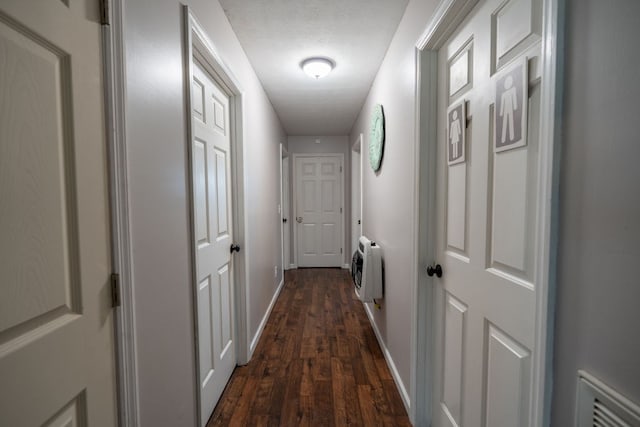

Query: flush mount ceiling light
[301,57,334,79]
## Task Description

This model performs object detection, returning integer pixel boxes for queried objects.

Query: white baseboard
[342,263,350,269]
[289,263,297,270]
[363,303,412,415]
[249,277,285,356]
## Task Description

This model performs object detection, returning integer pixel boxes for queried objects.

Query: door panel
[194,140,209,244]
[432,0,542,425]
[218,265,232,355]
[491,0,541,71]
[191,61,236,426]
[322,223,338,254]
[198,276,214,383]
[295,156,343,267]
[446,165,467,254]
[302,179,316,212]
[321,180,336,211]
[0,16,77,334]
[488,85,540,281]
[0,1,117,425]
[215,148,229,236]
[43,396,85,427]
[484,325,531,427]
[441,294,467,427]
[302,224,317,255]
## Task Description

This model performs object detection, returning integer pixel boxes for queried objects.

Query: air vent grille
[577,371,640,427]
[593,398,629,427]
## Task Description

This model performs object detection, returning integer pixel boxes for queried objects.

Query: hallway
[3,0,640,425]
[207,269,410,426]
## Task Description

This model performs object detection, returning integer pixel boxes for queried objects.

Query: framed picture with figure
[494,57,528,152]
[447,99,466,166]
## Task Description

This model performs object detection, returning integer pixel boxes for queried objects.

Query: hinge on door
[340,248,343,254]
[340,207,343,213]
[340,166,343,173]
[110,273,121,308]
[99,0,110,25]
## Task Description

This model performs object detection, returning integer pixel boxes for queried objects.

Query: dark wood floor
[207,268,411,426]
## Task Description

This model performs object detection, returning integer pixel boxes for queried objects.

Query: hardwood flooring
[207,268,411,426]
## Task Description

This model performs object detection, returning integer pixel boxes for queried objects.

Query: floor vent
[577,370,640,427]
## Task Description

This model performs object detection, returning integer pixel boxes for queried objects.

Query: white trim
[291,153,346,268]
[280,145,290,274]
[342,263,350,269]
[249,278,285,355]
[411,0,562,425]
[359,134,363,238]
[104,0,140,425]
[416,0,479,50]
[280,144,284,278]
[531,0,564,425]
[363,303,411,413]
[410,47,439,426]
[350,133,364,258]
[289,263,298,270]
[183,7,250,423]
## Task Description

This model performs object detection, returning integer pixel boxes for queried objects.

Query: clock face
[369,104,385,171]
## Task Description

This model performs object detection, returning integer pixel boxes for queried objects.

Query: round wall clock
[369,104,385,172]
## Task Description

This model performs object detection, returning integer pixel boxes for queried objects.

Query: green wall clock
[369,104,385,172]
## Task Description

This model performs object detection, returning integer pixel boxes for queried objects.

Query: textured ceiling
[219,0,410,136]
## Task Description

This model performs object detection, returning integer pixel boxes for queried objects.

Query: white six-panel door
[295,155,343,267]
[0,1,117,425]
[191,61,236,426]
[432,0,543,425]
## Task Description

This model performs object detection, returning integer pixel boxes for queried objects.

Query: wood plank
[358,385,382,426]
[312,379,334,426]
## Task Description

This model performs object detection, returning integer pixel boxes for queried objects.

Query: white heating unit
[351,236,382,302]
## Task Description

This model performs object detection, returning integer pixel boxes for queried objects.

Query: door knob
[283,218,288,223]
[427,264,442,278]
[296,216,303,223]
[230,244,241,254]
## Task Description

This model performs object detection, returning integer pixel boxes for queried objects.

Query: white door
[191,61,236,426]
[282,158,291,269]
[431,0,542,426]
[0,1,117,426]
[351,139,362,256]
[295,155,343,267]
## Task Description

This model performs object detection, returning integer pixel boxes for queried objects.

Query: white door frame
[103,0,140,425]
[410,0,564,425]
[280,144,290,272]
[351,134,363,257]
[292,153,345,268]
[183,4,250,420]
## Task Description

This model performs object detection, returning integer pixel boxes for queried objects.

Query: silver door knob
[296,216,303,223]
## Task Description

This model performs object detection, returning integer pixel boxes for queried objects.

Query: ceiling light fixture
[301,57,334,79]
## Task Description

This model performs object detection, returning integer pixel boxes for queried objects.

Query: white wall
[287,136,351,266]
[551,0,640,424]
[348,0,440,407]
[123,0,286,424]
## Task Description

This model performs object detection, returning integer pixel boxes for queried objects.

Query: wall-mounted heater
[351,236,382,302]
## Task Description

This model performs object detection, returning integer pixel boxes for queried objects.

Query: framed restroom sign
[447,99,466,165]
[495,57,528,152]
